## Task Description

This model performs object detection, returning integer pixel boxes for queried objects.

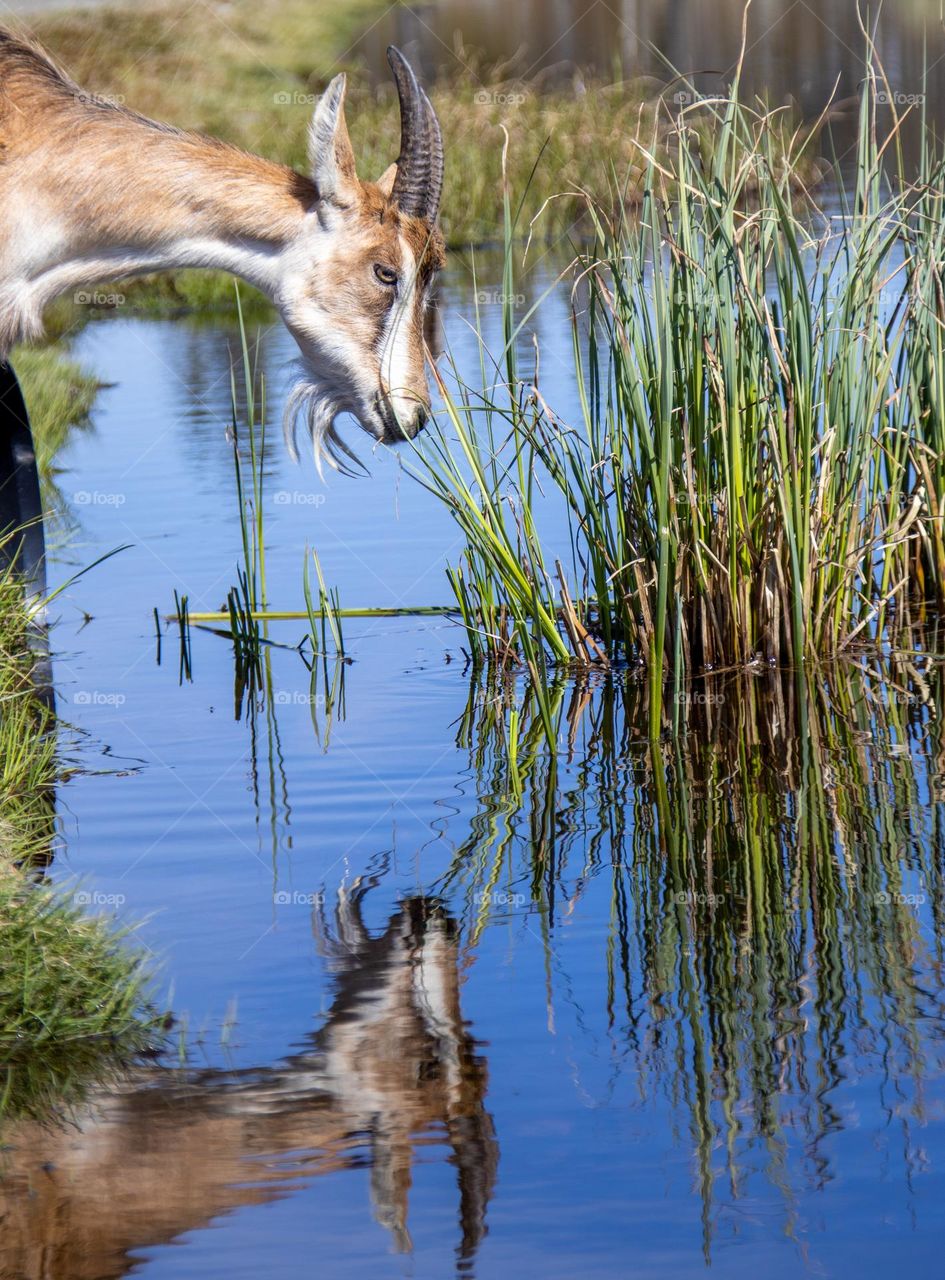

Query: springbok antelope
[0,891,497,1279]
[0,29,445,473]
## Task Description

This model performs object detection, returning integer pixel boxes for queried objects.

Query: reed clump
[419,65,945,736]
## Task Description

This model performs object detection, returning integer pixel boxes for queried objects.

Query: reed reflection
[0,888,497,1280]
[440,655,945,1257]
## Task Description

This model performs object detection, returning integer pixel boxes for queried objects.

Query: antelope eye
[373,264,398,288]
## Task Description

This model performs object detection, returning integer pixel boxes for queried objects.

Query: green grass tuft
[0,875,161,1122]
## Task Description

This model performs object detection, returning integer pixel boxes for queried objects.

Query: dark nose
[395,403,427,441]
[378,393,429,442]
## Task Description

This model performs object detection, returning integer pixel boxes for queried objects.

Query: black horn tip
[387,45,414,76]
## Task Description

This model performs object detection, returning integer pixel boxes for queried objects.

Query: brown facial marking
[309,180,444,395]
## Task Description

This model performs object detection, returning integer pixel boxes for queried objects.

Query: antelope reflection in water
[0,889,497,1280]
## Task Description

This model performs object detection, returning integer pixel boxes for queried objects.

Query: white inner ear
[309,74,350,202]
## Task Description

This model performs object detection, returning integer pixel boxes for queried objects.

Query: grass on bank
[0,545,163,1121]
[412,58,945,734]
[11,345,98,477]
[0,570,56,866]
[0,876,159,1121]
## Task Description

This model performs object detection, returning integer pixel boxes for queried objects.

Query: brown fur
[312,191,443,383]
[0,26,444,445]
[0,30,313,251]
[0,29,444,268]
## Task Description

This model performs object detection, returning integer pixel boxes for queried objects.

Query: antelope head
[0,33,444,475]
[282,49,445,470]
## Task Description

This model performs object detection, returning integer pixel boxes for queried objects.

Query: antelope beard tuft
[283,366,367,479]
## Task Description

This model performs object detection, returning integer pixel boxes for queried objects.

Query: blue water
[2,249,944,1279]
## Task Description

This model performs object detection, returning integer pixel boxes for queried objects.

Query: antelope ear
[375,162,398,198]
[309,74,358,204]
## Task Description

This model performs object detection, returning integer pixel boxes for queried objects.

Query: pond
[359,0,945,105]
[0,240,943,1278]
[358,0,945,170]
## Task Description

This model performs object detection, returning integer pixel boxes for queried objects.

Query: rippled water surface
[1,247,944,1278]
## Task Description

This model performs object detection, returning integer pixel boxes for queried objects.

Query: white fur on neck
[6,235,284,353]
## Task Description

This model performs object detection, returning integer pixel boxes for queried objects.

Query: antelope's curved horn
[387,46,443,223]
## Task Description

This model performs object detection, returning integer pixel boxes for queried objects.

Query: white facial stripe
[379,235,419,423]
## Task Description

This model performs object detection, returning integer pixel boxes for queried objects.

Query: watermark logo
[73,690,126,707]
[672,90,714,107]
[891,690,921,705]
[478,889,527,908]
[876,90,926,107]
[74,890,126,908]
[673,890,725,907]
[74,290,125,307]
[73,490,126,507]
[475,289,526,307]
[273,490,326,507]
[274,890,325,906]
[74,91,125,108]
[273,691,327,706]
[273,90,318,106]
[875,890,925,906]
[674,690,725,707]
[474,89,528,108]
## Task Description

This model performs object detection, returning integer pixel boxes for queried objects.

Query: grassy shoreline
[12,345,99,474]
[0,535,161,1121]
